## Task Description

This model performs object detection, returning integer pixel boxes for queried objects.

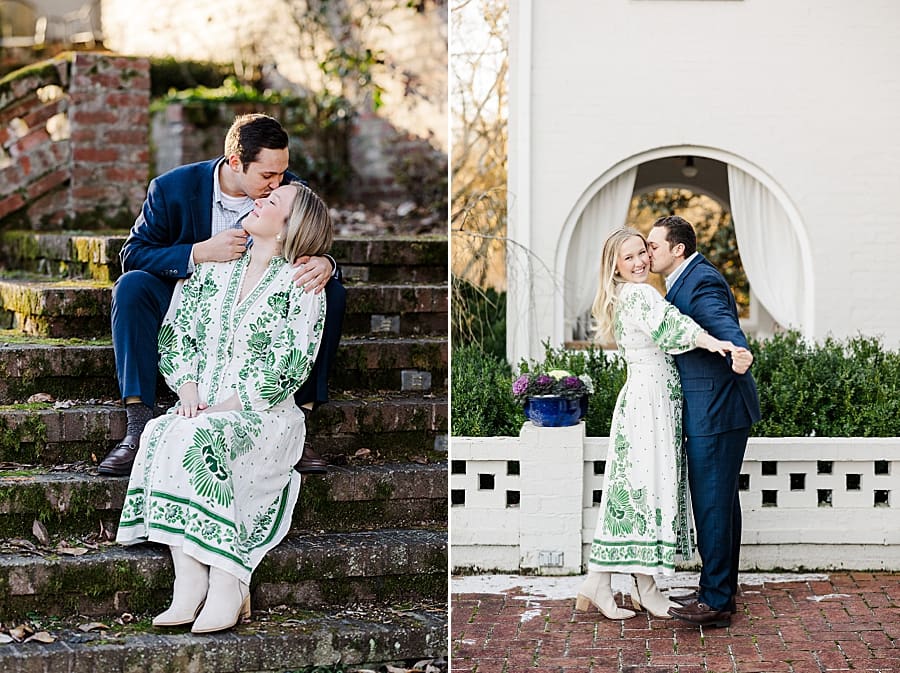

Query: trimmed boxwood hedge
[451,331,900,438]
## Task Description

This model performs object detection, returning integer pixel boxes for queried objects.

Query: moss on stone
[0,414,47,463]
[0,57,66,97]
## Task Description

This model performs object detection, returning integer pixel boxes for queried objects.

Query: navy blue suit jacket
[120,158,300,279]
[666,254,761,437]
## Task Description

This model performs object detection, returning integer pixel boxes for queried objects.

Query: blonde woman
[576,227,747,619]
[116,182,331,633]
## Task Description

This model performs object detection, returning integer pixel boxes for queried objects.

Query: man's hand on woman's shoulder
[291,255,333,294]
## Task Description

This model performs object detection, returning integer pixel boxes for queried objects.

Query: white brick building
[507,0,900,363]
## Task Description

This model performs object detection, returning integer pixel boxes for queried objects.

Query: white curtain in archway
[727,165,805,331]
[564,168,638,338]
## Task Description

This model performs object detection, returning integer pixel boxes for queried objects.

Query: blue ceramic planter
[523,395,588,427]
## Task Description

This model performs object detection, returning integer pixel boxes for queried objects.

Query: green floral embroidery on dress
[267,291,290,318]
[183,427,233,507]
[590,283,703,573]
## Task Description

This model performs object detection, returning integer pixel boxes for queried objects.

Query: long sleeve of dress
[157,269,209,392]
[620,283,704,354]
[234,282,326,411]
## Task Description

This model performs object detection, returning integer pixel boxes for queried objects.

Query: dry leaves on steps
[32,520,50,546]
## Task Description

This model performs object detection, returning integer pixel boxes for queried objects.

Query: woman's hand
[176,382,207,418]
[200,394,241,414]
[697,332,737,357]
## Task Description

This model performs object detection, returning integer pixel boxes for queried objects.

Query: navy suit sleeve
[684,269,749,350]
[120,176,196,279]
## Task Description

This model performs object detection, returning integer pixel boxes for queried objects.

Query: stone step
[0,528,447,620]
[0,276,448,338]
[0,231,125,282]
[0,231,448,283]
[333,236,448,283]
[0,604,446,673]
[0,397,448,465]
[0,335,447,401]
[0,462,446,537]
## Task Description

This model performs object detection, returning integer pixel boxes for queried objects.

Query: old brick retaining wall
[0,51,149,229]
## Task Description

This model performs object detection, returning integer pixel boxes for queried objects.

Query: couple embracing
[576,216,761,628]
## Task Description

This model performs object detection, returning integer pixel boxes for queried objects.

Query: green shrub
[150,58,233,98]
[453,331,900,438]
[749,331,900,437]
[451,345,521,437]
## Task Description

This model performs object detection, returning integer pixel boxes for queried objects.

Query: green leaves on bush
[749,331,900,437]
[453,331,900,438]
[450,345,521,437]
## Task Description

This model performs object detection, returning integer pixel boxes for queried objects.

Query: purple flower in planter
[535,375,553,387]
[512,375,530,396]
[563,376,581,389]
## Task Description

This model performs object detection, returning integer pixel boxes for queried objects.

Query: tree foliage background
[450,0,509,357]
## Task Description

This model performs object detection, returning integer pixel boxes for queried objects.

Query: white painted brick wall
[451,427,900,573]
[508,0,900,361]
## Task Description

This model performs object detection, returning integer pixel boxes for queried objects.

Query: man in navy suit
[98,114,344,476]
[646,215,760,628]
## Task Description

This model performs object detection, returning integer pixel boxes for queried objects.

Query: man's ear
[226,154,242,172]
[674,242,686,257]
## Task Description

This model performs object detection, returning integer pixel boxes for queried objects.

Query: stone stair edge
[0,463,448,535]
[0,605,447,672]
[0,528,447,620]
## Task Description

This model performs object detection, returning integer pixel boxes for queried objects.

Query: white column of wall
[518,423,585,575]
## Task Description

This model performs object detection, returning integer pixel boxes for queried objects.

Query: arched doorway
[554,146,815,346]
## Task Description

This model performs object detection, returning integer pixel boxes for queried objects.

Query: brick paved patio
[451,572,900,673]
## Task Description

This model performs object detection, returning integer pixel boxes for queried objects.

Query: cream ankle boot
[631,573,678,618]
[575,571,636,619]
[191,567,251,633]
[152,546,209,626]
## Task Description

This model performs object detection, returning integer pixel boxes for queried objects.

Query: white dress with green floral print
[588,282,702,576]
[116,254,326,584]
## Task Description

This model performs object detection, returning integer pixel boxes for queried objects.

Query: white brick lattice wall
[451,425,900,574]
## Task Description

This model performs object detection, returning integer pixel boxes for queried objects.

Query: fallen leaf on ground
[27,393,54,404]
[24,631,55,643]
[353,448,371,458]
[411,455,429,464]
[0,634,14,644]
[78,622,109,632]
[32,520,50,546]
[57,547,89,556]
[115,613,134,625]
[8,624,32,641]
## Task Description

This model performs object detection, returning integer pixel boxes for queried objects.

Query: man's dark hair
[652,215,697,257]
[224,114,289,170]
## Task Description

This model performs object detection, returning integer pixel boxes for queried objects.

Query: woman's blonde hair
[280,181,334,262]
[591,227,646,341]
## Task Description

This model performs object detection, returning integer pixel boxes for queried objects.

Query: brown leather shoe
[97,435,140,476]
[668,601,732,627]
[670,591,737,614]
[294,444,328,474]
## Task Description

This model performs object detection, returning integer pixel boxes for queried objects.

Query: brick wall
[0,52,149,229]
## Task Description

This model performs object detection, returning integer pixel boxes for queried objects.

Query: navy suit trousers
[685,427,750,611]
[111,269,345,409]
